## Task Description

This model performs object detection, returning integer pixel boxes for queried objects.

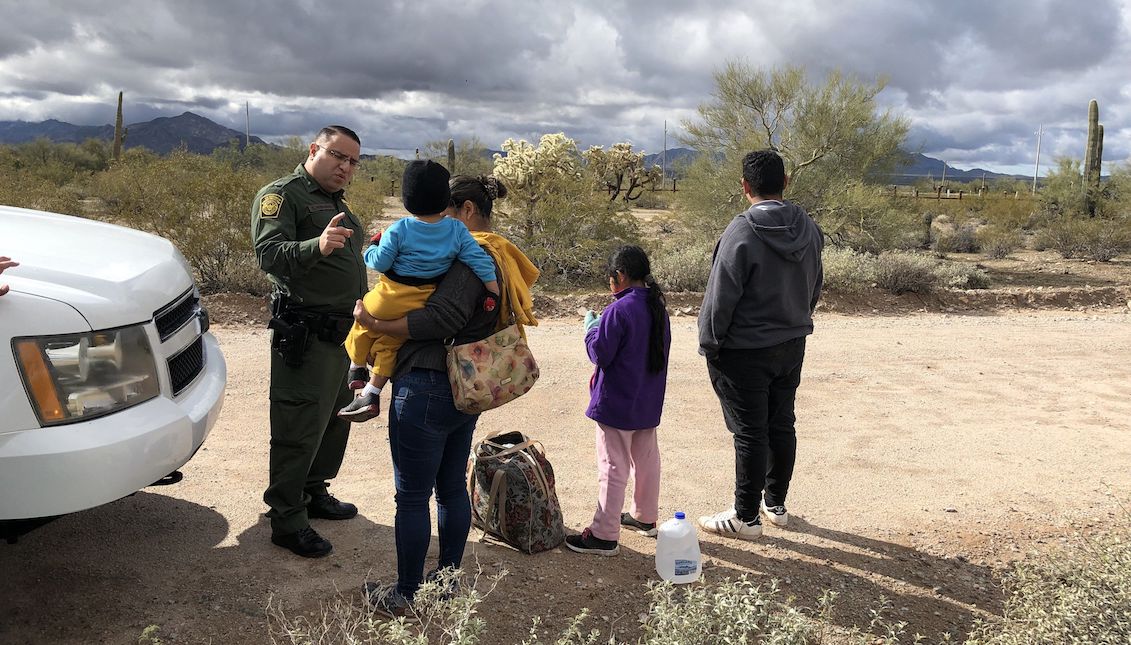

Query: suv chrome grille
[168,336,205,395]
[154,290,198,342]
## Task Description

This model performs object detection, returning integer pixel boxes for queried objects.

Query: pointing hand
[319,213,353,256]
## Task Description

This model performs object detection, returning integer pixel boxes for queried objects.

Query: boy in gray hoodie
[697,149,823,539]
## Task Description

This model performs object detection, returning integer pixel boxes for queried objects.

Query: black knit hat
[401,160,451,215]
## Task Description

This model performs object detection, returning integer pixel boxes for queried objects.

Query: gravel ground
[2,310,1130,644]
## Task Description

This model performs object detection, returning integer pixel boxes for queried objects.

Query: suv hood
[0,206,194,330]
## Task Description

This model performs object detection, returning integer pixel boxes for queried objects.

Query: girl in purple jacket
[566,245,671,556]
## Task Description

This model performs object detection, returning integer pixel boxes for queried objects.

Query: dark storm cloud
[0,0,1128,172]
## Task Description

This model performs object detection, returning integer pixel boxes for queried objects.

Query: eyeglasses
[316,145,362,168]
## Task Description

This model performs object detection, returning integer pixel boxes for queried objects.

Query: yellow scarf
[472,231,540,334]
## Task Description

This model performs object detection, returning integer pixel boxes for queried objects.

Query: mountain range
[0,111,265,155]
[0,113,1024,181]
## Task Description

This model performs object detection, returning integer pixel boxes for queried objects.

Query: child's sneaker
[698,508,762,540]
[760,500,789,527]
[338,392,380,422]
[620,512,658,537]
[347,366,370,390]
[565,527,619,556]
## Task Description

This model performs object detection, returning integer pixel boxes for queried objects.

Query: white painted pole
[1032,124,1043,194]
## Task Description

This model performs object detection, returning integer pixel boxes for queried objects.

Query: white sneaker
[698,508,762,540]
[760,501,789,527]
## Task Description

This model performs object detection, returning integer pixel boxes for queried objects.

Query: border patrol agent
[252,125,368,558]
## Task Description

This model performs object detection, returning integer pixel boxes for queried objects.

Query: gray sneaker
[338,392,380,422]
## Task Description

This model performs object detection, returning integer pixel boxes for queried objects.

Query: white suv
[0,206,226,539]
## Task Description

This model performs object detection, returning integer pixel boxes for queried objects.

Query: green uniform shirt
[251,164,367,313]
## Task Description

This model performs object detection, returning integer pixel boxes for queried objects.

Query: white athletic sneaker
[698,508,762,540]
[760,500,789,527]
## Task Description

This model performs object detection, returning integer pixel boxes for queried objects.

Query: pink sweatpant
[589,422,661,541]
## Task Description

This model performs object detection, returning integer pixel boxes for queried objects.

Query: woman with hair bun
[352,173,539,618]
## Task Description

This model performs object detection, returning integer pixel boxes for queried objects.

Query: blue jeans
[388,368,478,599]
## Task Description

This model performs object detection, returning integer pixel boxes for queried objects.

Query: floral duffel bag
[467,430,565,554]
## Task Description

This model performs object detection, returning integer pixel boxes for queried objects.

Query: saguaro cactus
[112,91,124,161]
[447,138,456,173]
[1084,99,1104,214]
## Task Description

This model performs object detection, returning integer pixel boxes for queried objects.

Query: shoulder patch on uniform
[260,193,284,218]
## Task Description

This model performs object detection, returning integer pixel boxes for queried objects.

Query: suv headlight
[13,325,160,426]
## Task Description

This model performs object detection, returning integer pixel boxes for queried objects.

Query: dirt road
[3,311,1130,644]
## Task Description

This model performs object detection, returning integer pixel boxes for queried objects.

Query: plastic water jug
[655,511,701,583]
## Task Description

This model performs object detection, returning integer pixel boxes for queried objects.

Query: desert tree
[678,61,910,240]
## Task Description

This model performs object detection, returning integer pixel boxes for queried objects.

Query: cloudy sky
[1,0,1128,175]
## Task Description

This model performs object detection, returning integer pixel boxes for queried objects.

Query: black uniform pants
[263,333,354,536]
[707,337,807,522]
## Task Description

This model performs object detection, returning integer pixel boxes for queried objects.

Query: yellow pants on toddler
[344,274,436,378]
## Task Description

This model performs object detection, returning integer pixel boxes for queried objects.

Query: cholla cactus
[583,142,662,201]
[493,133,584,190]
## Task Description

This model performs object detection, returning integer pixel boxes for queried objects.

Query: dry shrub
[872,252,940,294]
[933,223,981,254]
[826,249,988,295]
[978,226,1024,259]
[822,247,876,292]
[1036,217,1131,262]
[650,237,715,291]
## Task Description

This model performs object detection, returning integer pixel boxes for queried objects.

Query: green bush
[966,528,1131,645]
[633,189,673,210]
[91,149,272,294]
[818,184,925,254]
[650,237,715,291]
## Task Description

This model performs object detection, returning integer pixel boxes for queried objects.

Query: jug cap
[674,511,685,520]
